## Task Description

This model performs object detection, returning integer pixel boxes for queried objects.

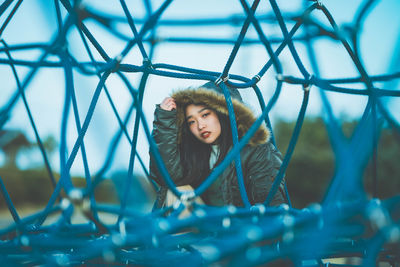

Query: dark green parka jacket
[149,86,286,208]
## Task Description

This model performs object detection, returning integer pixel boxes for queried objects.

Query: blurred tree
[0,129,57,170]
[0,130,31,169]
[275,117,334,208]
[275,117,400,209]
[0,130,119,210]
[363,126,400,199]
[0,167,120,210]
[41,135,57,157]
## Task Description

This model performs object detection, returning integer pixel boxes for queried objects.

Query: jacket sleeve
[149,105,185,186]
[246,142,286,206]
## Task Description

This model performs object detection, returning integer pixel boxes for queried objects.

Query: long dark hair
[179,105,233,187]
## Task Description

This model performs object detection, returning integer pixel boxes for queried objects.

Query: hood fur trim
[171,87,270,146]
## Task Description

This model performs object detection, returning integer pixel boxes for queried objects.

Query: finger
[160,97,176,111]
[160,102,169,110]
[162,97,172,103]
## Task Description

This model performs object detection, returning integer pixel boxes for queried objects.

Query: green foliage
[0,132,120,211]
[363,129,400,199]
[275,117,400,209]
[275,117,334,208]
[0,168,54,209]
[0,167,119,210]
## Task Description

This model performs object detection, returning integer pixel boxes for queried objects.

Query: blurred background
[0,0,399,225]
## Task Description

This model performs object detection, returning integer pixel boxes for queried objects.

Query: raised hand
[160,97,176,111]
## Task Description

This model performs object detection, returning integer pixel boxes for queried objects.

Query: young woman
[149,82,286,208]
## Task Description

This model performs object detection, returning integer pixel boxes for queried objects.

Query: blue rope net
[0,0,399,266]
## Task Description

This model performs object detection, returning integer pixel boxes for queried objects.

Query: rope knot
[303,75,315,92]
[49,41,68,55]
[180,190,196,204]
[314,0,323,9]
[172,190,196,211]
[143,57,153,69]
[111,54,123,73]
[215,74,229,86]
[276,73,284,81]
[252,74,261,83]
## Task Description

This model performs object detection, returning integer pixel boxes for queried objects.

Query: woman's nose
[198,120,206,129]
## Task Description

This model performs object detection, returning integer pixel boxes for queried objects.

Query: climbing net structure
[0,0,399,266]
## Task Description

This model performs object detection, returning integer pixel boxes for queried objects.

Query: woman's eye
[187,120,195,125]
[202,112,210,118]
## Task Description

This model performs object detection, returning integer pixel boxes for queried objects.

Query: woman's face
[185,104,221,144]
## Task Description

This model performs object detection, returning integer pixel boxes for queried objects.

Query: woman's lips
[201,131,211,139]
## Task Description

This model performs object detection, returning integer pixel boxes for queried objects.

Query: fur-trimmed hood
[171,86,270,146]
